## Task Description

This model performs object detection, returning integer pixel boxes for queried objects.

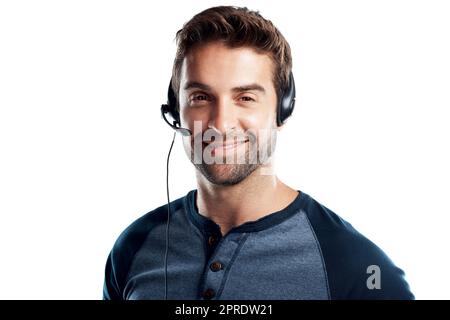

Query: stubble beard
[189,130,277,186]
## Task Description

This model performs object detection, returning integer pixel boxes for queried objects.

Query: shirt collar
[184,188,308,235]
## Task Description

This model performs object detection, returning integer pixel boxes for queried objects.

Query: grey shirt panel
[216,212,328,299]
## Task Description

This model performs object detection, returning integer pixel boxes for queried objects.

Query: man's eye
[192,94,209,101]
[240,96,255,102]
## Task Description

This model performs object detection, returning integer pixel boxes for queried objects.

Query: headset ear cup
[167,81,181,124]
[277,72,296,126]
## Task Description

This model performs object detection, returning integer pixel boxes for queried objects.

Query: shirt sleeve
[304,195,414,300]
[103,251,122,300]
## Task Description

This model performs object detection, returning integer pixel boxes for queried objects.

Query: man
[103,6,414,300]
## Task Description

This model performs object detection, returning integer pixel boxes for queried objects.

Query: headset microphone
[161,104,192,136]
[160,81,192,136]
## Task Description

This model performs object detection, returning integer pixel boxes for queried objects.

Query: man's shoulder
[112,194,185,255]
[302,193,373,250]
[301,192,414,299]
[103,193,186,300]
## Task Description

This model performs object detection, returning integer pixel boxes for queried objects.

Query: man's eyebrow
[183,82,266,94]
[183,81,211,91]
[231,84,266,94]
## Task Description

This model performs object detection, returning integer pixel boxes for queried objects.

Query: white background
[0,0,449,299]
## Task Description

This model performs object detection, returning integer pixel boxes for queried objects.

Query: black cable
[164,131,176,300]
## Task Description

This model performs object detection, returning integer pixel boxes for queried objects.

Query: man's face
[178,41,279,186]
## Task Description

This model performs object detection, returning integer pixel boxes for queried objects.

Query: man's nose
[207,97,237,134]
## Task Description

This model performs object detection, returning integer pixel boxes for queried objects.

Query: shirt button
[208,235,217,246]
[210,261,223,272]
[202,288,215,300]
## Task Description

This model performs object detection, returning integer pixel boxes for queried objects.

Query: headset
[160,72,296,299]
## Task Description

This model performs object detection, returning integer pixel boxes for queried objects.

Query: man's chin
[195,163,259,186]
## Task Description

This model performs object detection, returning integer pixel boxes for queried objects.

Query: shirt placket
[199,232,247,300]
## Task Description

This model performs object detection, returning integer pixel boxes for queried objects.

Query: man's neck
[195,165,299,236]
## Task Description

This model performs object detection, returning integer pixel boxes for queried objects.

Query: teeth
[207,140,248,148]
[205,140,248,146]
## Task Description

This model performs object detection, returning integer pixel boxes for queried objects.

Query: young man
[103,6,414,300]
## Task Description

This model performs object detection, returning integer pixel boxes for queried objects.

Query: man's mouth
[203,139,249,153]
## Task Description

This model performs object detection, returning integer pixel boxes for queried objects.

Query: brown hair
[171,6,292,109]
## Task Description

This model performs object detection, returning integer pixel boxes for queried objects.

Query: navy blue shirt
[103,190,414,300]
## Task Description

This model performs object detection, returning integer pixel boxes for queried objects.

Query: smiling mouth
[203,139,249,152]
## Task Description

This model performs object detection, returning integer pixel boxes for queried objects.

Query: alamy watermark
[366,265,381,290]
